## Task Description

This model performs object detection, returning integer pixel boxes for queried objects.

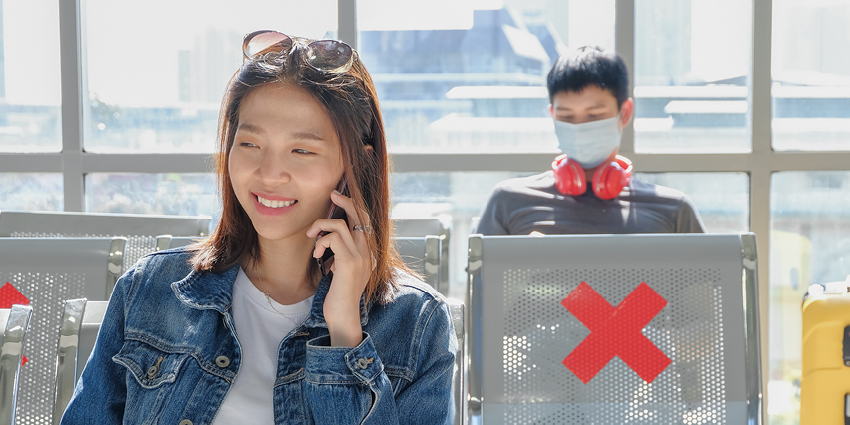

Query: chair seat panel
[470,234,760,425]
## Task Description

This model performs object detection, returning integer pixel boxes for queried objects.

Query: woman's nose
[259,154,292,184]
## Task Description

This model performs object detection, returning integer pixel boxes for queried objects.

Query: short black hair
[547,46,630,108]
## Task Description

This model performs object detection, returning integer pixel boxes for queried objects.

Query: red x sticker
[561,281,670,384]
[0,283,30,365]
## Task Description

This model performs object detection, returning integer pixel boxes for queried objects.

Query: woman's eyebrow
[237,122,328,143]
[236,123,265,135]
[290,131,328,142]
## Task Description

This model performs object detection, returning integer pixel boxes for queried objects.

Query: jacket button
[179,420,193,425]
[147,356,163,378]
[356,357,373,369]
[215,355,230,368]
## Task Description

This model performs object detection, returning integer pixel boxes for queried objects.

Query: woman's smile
[253,193,298,216]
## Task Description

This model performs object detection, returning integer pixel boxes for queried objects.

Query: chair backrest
[0,304,33,425]
[395,236,441,289]
[466,233,762,425]
[446,298,467,425]
[155,235,204,252]
[0,210,210,271]
[394,217,451,294]
[0,238,125,425]
[53,299,108,425]
[156,235,444,291]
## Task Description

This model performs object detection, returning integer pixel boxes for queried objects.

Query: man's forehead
[552,87,618,109]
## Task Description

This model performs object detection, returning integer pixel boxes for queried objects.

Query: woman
[61,31,457,424]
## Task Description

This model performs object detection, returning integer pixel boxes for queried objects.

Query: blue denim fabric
[60,249,458,425]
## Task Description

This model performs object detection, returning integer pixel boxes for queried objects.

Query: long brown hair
[191,38,404,304]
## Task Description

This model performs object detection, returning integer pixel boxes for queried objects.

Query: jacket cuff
[305,332,383,384]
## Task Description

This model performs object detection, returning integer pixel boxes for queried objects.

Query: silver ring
[353,225,373,234]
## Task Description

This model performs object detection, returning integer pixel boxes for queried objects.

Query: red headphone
[551,154,633,200]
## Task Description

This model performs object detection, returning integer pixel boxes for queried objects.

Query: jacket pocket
[113,339,190,389]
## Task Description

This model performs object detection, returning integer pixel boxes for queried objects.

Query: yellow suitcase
[801,277,850,425]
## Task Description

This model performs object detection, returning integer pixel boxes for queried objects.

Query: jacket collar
[172,264,369,328]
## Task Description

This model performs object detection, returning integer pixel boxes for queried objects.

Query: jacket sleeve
[303,297,458,424]
[59,264,137,425]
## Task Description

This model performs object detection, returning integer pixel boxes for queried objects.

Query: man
[476,46,705,235]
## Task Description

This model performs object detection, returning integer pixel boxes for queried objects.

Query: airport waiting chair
[52,299,108,425]
[0,210,210,273]
[394,217,451,294]
[395,236,441,289]
[466,233,762,424]
[0,304,34,425]
[156,235,443,289]
[0,238,125,425]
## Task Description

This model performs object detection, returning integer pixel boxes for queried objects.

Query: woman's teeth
[257,196,296,208]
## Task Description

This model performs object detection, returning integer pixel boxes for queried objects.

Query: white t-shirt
[211,268,314,425]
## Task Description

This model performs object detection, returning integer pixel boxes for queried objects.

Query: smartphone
[316,178,348,274]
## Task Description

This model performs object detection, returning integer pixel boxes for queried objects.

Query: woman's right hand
[307,190,374,347]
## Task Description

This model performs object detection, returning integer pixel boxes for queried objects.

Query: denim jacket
[60,249,457,425]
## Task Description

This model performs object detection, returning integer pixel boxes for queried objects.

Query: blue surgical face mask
[553,116,622,168]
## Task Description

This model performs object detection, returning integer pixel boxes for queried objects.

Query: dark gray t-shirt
[476,172,706,235]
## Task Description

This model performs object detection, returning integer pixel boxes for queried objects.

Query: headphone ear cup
[592,161,628,200]
[552,155,587,196]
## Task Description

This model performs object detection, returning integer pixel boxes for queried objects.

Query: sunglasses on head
[242,30,356,74]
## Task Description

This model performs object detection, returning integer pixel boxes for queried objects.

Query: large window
[85,173,217,217]
[2,2,850,424]
[772,0,850,151]
[0,0,62,153]
[83,0,337,153]
[634,0,753,153]
[0,173,62,210]
[358,0,615,153]
[766,1,850,423]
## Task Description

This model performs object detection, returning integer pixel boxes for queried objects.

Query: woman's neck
[244,235,319,305]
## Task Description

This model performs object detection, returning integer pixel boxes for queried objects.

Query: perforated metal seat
[0,304,34,425]
[466,233,762,424]
[0,238,125,425]
[394,217,451,294]
[52,299,108,424]
[0,210,210,273]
